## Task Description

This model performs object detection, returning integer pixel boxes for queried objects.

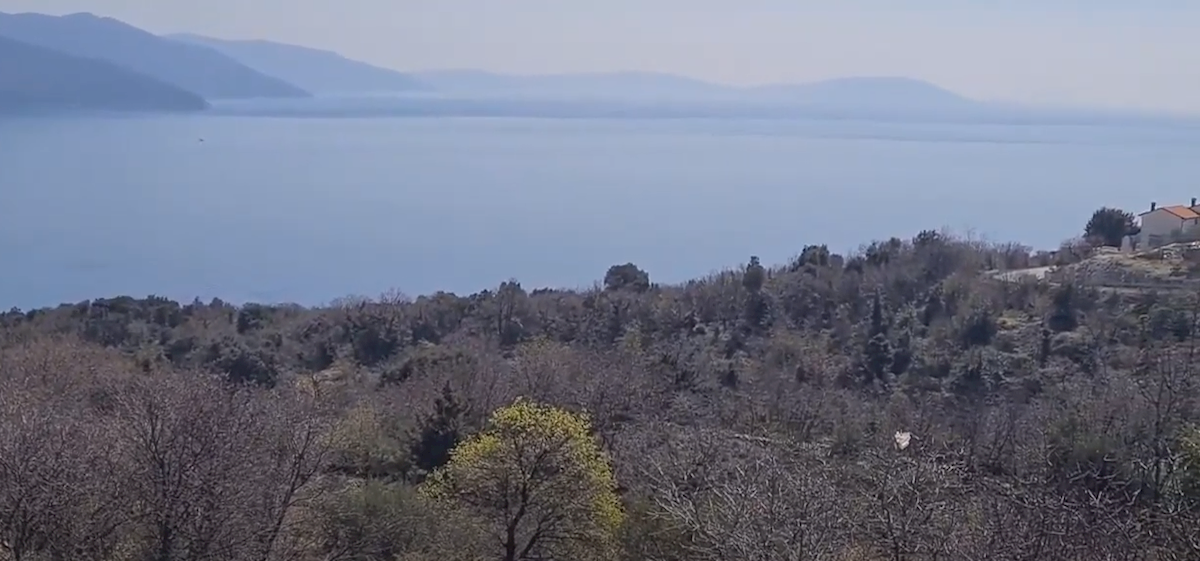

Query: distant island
[165,33,427,95]
[0,12,309,101]
[0,34,208,113]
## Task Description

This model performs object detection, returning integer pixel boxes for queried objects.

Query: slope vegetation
[3,230,1200,559]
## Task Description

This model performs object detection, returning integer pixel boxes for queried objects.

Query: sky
[3,0,1200,112]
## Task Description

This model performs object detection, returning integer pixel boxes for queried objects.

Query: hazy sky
[4,0,1200,112]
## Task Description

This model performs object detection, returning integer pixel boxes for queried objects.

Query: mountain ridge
[0,34,209,113]
[408,69,982,109]
[165,33,427,95]
[0,12,310,100]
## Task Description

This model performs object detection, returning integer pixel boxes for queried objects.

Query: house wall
[1137,209,1195,246]
[1140,210,1186,247]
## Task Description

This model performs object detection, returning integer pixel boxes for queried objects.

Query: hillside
[3,227,1200,559]
[0,34,208,112]
[753,76,981,111]
[996,242,1200,291]
[0,12,310,100]
[166,33,427,95]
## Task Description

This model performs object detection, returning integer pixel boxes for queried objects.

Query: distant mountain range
[165,33,427,95]
[0,10,1185,125]
[0,12,434,113]
[238,68,1011,122]
[263,70,1188,125]
[409,70,983,112]
[411,70,732,100]
[0,34,208,113]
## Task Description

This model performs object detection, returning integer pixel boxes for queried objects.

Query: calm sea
[3,111,1200,309]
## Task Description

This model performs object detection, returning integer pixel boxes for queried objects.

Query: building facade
[1139,199,1200,248]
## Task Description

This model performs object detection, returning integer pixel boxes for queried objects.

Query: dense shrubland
[4,228,1200,560]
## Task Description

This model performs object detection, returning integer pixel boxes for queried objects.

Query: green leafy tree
[1084,207,1136,248]
[423,399,624,561]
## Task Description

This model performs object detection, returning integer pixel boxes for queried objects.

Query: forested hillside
[3,227,1199,560]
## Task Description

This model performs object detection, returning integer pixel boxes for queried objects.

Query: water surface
[3,112,1198,309]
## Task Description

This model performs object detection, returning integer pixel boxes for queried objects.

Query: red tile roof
[1143,205,1200,219]
[1162,205,1200,220]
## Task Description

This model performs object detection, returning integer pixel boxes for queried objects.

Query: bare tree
[0,388,78,561]
[239,389,336,561]
[113,373,262,561]
[0,344,135,561]
[843,444,969,561]
[647,430,843,561]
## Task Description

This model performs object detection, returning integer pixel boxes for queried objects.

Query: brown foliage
[5,232,1200,560]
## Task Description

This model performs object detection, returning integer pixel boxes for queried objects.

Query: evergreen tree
[409,382,467,477]
[743,255,766,293]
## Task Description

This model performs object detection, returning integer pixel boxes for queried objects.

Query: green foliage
[423,399,624,561]
[206,336,280,387]
[490,280,529,346]
[793,244,832,269]
[862,332,893,386]
[327,403,412,480]
[235,303,270,334]
[604,263,651,293]
[380,342,475,387]
[1048,283,1080,332]
[742,255,766,293]
[958,306,998,348]
[346,304,408,366]
[309,480,485,561]
[408,382,467,478]
[1084,206,1136,247]
[742,292,771,330]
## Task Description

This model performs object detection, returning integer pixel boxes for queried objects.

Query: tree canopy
[423,399,623,561]
[6,229,1200,559]
[1084,206,1137,247]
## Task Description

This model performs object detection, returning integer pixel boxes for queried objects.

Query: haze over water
[4,108,1200,309]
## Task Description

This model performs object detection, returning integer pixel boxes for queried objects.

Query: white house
[1139,199,1200,248]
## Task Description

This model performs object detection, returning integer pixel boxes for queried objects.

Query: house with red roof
[1139,198,1200,248]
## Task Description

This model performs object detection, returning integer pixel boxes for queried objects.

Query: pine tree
[743,255,766,293]
[410,382,467,477]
